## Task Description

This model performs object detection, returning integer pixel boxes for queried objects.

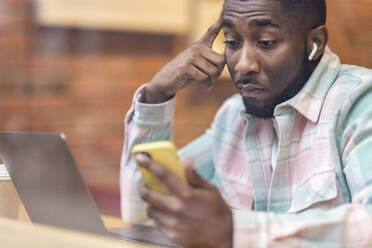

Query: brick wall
[0,0,371,216]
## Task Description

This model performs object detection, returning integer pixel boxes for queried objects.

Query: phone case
[132,141,186,194]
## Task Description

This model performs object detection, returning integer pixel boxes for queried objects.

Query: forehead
[223,0,292,27]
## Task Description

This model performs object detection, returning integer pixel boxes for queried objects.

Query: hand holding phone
[132,141,186,194]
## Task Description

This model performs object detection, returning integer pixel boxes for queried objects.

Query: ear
[307,25,328,61]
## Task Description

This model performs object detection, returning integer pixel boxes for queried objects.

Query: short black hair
[233,0,327,27]
[275,0,326,26]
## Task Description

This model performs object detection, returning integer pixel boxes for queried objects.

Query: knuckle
[139,187,149,201]
[171,198,185,214]
[218,56,226,65]
[211,67,218,75]
[188,57,197,65]
[156,168,169,181]
[189,52,200,62]
[179,188,192,200]
[167,217,178,228]
[200,74,209,81]
[183,59,193,69]
[166,231,178,242]
[189,44,201,54]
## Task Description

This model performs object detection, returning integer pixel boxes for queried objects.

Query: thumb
[184,160,211,189]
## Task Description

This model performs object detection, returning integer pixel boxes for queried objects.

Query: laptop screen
[0,132,107,235]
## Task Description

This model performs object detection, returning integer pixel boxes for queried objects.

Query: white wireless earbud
[308,42,318,61]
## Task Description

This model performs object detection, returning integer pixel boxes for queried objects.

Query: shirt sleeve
[178,130,216,182]
[231,80,372,248]
[120,85,176,224]
[120,85,216,223]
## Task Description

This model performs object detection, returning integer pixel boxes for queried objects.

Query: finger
[199,9,224,47]
[150,210,197,248]
[135,153,188,196]
[185,160,215,190]
[191,58,218,82]
[147,207,180,229]
[186,65,209,82]
[139,185,184,214]
[156,225,182,245]
[199,47,226,72]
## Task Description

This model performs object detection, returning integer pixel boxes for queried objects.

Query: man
[121,0,372,247]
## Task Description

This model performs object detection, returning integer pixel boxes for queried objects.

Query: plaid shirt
[121,48,372,247]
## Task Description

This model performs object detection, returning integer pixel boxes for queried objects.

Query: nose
[235,44,260,76]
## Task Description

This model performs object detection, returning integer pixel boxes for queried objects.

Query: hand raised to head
[144,10,226,104]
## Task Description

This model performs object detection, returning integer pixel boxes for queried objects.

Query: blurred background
[0,0,371,217]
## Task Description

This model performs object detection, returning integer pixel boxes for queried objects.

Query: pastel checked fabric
[121,47,372,247]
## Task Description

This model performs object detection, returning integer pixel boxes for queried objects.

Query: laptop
[0,132,177,247]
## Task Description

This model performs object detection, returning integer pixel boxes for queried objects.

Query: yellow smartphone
[131,141,186,195]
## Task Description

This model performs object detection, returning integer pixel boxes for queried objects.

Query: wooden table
[0,205,162,248]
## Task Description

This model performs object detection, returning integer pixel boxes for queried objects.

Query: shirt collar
[275,47,341,123]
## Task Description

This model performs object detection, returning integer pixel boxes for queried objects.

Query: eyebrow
[222,19,235,29]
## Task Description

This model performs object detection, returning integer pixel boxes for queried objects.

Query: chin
[242,97,275,119]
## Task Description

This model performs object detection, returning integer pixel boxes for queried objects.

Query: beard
[242,52,312,119]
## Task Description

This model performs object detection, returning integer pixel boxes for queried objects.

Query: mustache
[235,79,261,89]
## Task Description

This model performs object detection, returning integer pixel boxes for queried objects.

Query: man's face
[223,0,311,118]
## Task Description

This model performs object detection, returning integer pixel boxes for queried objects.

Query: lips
[237,83,266,98]
[239,84,264,91]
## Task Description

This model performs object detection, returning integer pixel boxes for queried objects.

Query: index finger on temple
[199,8,224,47]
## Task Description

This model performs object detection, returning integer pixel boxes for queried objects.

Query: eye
[224,40,241,50]
[258,40,277,48]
